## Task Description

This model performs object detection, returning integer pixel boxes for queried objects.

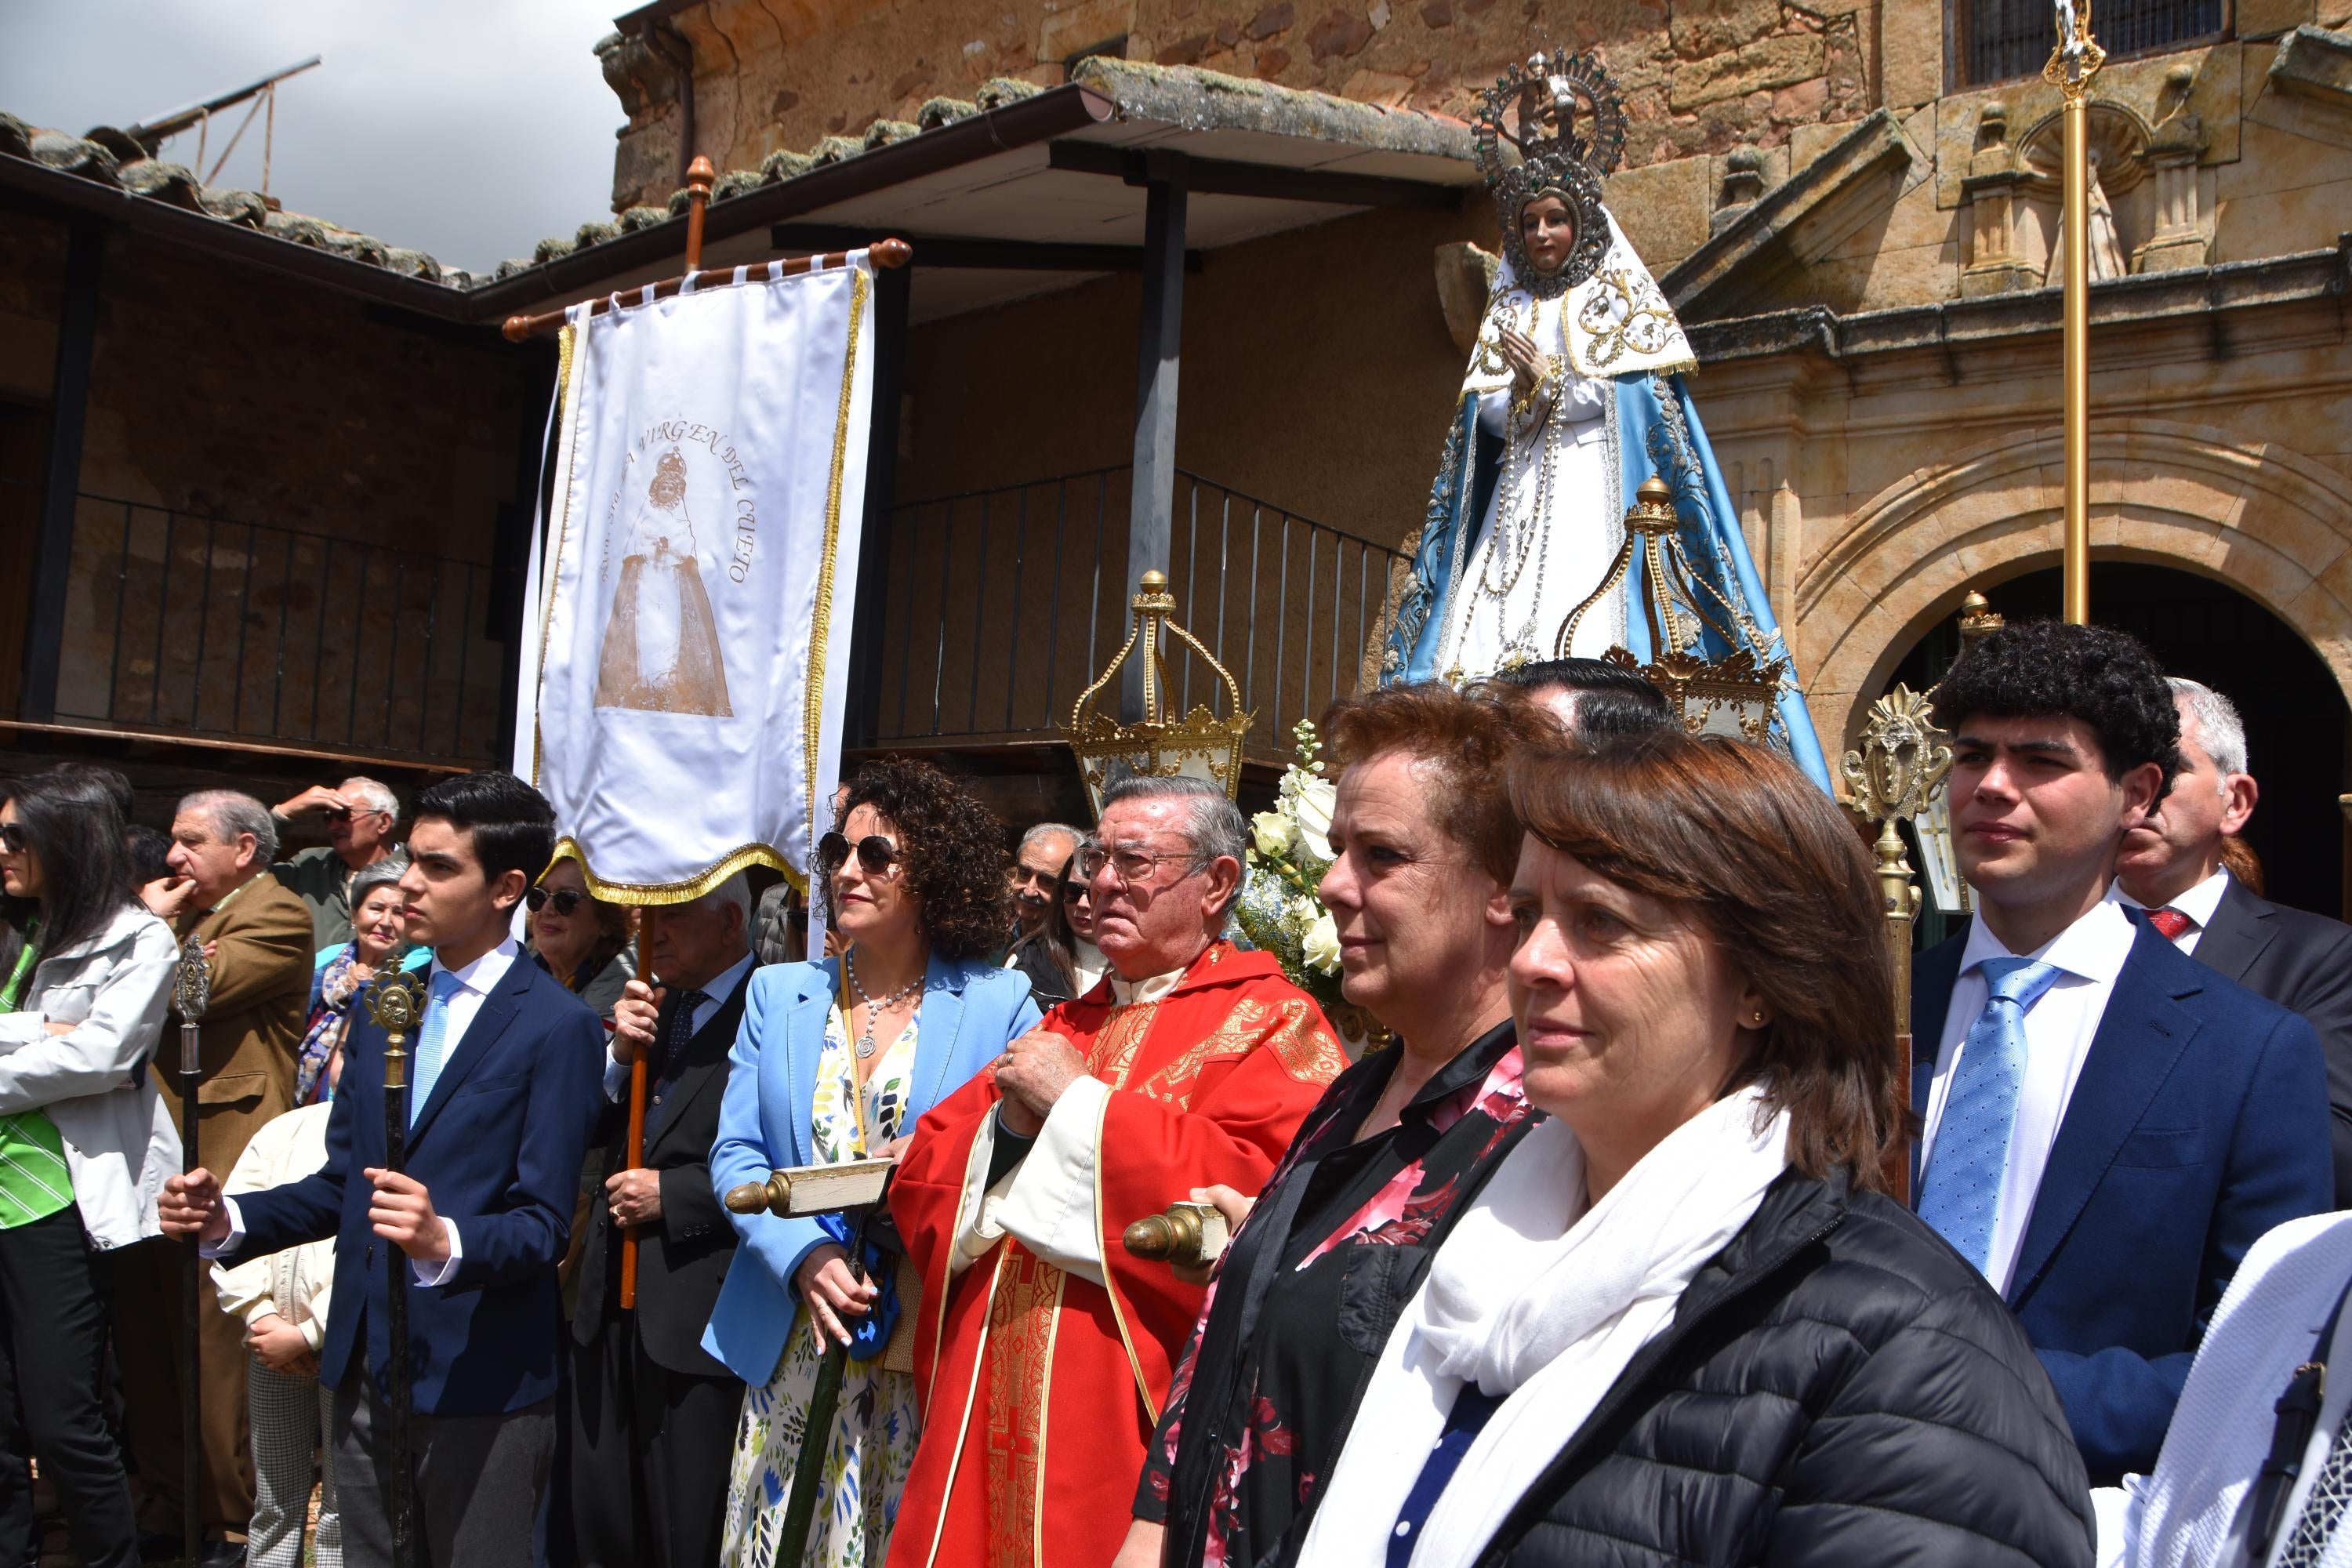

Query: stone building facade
[587,0,2352,909]
[9,2,2352,905]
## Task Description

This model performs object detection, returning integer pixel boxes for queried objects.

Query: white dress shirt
[212,938,521,1285]
[1918,898,2137,1297]
[602,951,755,1104]
[2114,868,2233,956]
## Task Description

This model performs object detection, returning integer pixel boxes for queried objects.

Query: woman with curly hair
[706,757,1040,1568]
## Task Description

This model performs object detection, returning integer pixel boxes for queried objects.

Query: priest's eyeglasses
[1076,844,1197,887]
[818,832,902,878]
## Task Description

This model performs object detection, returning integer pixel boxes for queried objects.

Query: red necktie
[2146,906,2194,942]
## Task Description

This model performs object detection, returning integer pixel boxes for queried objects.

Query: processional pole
[2050,0,2105,625]
[366,972,426,1568]
[172,939,210,1568]
[614,148,718,1312]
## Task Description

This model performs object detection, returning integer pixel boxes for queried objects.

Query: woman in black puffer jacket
[1291,733,2093,1568]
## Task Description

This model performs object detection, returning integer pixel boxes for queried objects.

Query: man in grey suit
[2117,677,2352,1204]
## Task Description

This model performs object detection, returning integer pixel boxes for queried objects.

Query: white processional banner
[512,256,875,900]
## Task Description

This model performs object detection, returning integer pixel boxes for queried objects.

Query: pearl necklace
[845,948,923,1060]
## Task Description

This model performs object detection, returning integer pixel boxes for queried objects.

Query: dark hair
[1507,731,1907,1192]
[1929,619,2180,792]
[826,757,1011,962]
[1323,681,1545,884]
[2,773,139,956]
[1488,656,1678,741]
[126,824,175,887]
[410,770,556,903]
[44,761,135,822]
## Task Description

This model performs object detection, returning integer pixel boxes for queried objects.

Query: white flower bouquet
[1233,720,1348,1020]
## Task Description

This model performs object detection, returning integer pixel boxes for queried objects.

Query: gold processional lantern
[1559,474,1790,742]
[1067,569,1257,818]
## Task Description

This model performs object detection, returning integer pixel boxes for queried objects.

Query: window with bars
[1951,0,2229,87]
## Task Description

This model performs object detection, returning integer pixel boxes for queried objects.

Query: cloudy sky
[1,0,627,274]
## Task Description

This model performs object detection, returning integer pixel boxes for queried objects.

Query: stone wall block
[1040,0,1140,61]
[1306,7,1374,59]
[1881,0,1943,111]
[1667,0,1784,58]
[1670,33,1828,112]
[2239,0,2319,40]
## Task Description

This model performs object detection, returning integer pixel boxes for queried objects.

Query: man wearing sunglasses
[1006,822,1083,950]
[892,775,1351,1568]
[270,776,404,949]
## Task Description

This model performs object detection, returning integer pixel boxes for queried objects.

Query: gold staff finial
[365,971,426,1091]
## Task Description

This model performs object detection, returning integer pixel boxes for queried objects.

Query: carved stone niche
[2017,99,2154,284]
[1960,103,2037,298]
[2135,65,2212,274]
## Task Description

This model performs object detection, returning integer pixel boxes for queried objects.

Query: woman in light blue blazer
[706,759,1040,1568]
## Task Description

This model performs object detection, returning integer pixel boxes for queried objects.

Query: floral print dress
[720,1006,921,1568]
[1137,1022,1538,1568]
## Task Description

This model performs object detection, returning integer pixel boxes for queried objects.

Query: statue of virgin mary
[1379,51,1828,786]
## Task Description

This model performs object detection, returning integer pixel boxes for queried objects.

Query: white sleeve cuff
[409,1220,462,1287]
[994,1076,1110,1287]
[949,1113,1011,1278]
[198,1196,247,1260]
[602,1056,631,1103]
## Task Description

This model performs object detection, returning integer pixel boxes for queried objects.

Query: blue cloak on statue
[1378,285,1831,789]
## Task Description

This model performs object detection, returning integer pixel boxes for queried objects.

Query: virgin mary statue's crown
[1472,50,1627,293]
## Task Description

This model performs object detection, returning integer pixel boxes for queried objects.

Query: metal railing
[871,468,1400,758]
[45,495,505,763]
[1954,0,2226,87]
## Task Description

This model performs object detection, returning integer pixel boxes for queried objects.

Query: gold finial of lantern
[1957,590,2005,651]
[1065,571,1255,818]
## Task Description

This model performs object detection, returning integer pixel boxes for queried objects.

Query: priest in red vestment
[890,775,1348,1568]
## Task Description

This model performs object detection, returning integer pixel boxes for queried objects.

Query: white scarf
[1299,1083,1791,1568]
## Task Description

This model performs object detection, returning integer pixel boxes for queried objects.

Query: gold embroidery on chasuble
[1086,999,1165,1091]
[1133,997,1348,1103]
[982,1243,1065,1568]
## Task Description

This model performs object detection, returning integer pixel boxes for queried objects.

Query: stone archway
[1795,418,2352,752]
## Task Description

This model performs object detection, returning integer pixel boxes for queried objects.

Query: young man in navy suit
[161,771,605,1568]
[1912,620,2332,1485]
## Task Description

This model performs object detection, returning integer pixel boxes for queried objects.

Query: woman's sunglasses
[818,831,900,877]
[0,823,24,855]
[526,886,586,916]
[1059,880,1087,902]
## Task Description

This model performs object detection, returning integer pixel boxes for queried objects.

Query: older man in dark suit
[569,874,754,1568]
[2115,676,2352,1207]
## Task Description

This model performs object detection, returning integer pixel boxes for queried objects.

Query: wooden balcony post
[1123,164,1188,723]
[19,219,104,723]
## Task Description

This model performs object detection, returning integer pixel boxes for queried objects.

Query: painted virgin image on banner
[595,445,734,717]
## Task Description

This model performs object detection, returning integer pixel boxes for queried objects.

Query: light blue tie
[1918,956,2063,1276]
[408,969,465,1127]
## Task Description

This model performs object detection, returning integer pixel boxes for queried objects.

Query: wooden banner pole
[621,904,658,1310]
